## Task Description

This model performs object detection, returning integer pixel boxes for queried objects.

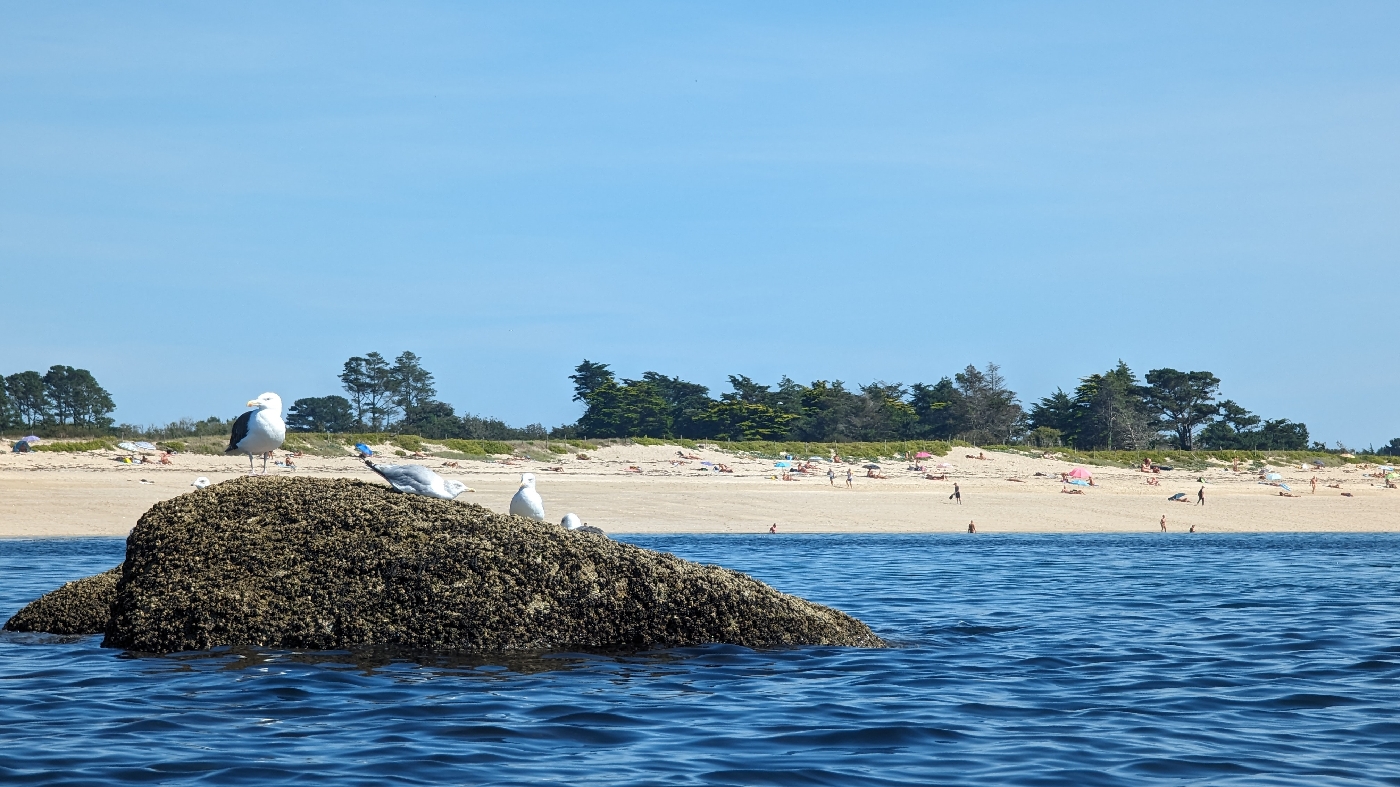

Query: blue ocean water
[3,534,1400,786]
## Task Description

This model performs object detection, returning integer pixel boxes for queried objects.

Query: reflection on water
[4,533,1400,786]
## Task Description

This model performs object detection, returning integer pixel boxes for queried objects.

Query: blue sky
[2,3,1397,446]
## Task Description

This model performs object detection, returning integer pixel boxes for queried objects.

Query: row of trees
[569,359,1315,450]
[1027,363,1309,451]
[287,351,546,440]
[0,366,116,432]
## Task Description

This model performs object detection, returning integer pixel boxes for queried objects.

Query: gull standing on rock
[510,473,545,520]
[225,392,286,474]
[365,460,468,500]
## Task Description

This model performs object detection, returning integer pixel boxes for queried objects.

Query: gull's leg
[263,453,269,474]
[248,454,255,474]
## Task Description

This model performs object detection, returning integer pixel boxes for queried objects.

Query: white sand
[0,443,1394,537]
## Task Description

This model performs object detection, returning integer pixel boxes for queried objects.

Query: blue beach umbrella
[354,443,373,458]
[774,461,792,468]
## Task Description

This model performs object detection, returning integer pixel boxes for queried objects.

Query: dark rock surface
[4,566,121,635]
[100,476,884,653]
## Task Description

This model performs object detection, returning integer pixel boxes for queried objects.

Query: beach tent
[1067,478,1090,486]
[774,461,792,468]
[1069,467,1093,479]
[1265,473,1283,481]
[12,441,32,453]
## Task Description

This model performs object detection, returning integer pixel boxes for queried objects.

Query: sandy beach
[1,443,1394,537]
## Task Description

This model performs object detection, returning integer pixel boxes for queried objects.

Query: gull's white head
[246,392,283,413]
[444,479,469,499]
[561,512,582,530]
[519,473,536,489]
[192,477,211,489]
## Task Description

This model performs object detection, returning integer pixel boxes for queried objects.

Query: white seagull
[365,460,468,500]
[510,473,545,520]
[192,477,212,489]
[225,392,287,474]
[561,512,583,530]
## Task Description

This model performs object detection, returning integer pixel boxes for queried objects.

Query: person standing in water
[950,483,961,504]
[1197,486,1206,506]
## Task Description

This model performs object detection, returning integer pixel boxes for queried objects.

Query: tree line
[0,366,116,432]
[287,351,546,440]
[569,359,1318,451]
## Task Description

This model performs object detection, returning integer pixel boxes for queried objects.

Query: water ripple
[3,533,1400,785]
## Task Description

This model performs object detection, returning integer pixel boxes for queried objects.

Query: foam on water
[3,533,1399,786]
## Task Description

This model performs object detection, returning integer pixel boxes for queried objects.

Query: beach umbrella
[774,461,791,468]
[1265,473,1282,480]
[1069,467,1092,479]
[809,456,826,462]
[117,441,140,452]
[22,435,39,444]
[1313,459,1326,466]
[863,463,880,469]
[354,443,373,457]
[1279,483,1293,492]
[915,451,932,458]
[134,441,157,451]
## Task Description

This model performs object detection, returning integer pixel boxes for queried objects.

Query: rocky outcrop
[89,476,882,653]
[4,566,121,635]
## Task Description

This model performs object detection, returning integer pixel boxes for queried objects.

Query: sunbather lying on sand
[1061,486,1085,495]
[1279,490,1299,497]
[924,473,947,481]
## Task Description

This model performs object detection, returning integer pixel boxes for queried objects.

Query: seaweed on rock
[4,566,121,635]
[94,477,883,654]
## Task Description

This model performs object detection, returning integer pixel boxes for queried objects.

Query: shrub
[32,439,116,452]
[548,444,570,454]
[161,441,187,453]
[392,435,423,452]
[440,439,514,456]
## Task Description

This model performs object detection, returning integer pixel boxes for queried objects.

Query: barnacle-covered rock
[4,566,121,635]
[85,476,882,653]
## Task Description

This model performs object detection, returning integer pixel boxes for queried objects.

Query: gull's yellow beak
[247,399,260,408]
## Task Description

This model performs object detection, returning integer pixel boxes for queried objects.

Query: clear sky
[3,3,1397,447]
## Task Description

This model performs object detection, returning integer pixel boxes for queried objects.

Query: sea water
[3,533,1399,786]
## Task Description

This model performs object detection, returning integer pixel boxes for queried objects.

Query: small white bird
[192,477,212,489]
[365,461,468,500]
[561,512,583,530]
[225,392,287,474]
[510,473,545,520]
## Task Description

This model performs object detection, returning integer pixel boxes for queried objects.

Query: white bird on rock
[225,392,286,474]
[560,512,604,535]
[192,477,212,489]
[510,473,545,520]
[365,461,468,500]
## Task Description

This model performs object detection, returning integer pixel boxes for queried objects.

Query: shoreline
[2,443,1395,537]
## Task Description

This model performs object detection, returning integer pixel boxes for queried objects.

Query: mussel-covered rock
[90,476,882,653]
[4,566,121,635]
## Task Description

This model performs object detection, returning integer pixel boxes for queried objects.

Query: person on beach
[950,483,961,504]
[1311,476,1317,494]
[769,523,777,534]
[828,468,836,486]
[1189,524,1196,533]
[845,469,853,488]
[1197,486,1205,506]
[967,521,976,533]
[1160,515,1167,532]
